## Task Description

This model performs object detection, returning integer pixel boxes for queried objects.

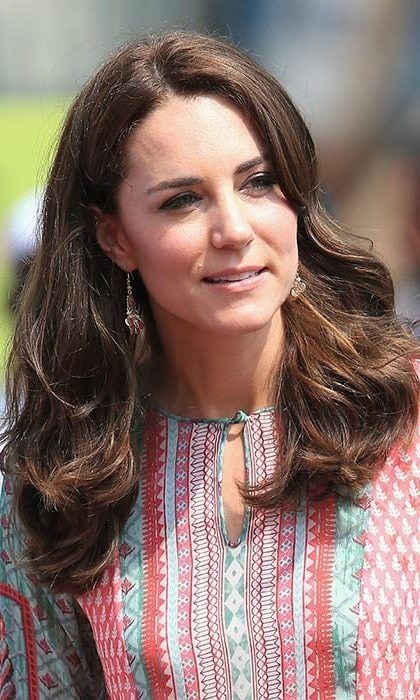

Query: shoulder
[372,411,419,507]
[356,386,419,696]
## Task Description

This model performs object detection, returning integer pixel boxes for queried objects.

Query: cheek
[132,236,199,292]
[265,207,298,255]
[280,207,298,238]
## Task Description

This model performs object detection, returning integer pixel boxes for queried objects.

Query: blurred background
[1,0,419,390]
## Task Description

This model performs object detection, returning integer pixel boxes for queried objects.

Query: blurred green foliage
[0,98,68,377]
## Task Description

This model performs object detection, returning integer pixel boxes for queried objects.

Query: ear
[91,206,137,272]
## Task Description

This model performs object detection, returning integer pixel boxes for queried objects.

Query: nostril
[210,227,254,249]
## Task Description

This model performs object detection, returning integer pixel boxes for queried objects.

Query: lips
[203,267,266,284]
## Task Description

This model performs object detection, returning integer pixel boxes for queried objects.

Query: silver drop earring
[125,273,144,335]
[290,272,306,300]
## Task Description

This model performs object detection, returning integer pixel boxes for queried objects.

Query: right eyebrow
[146,153,271,196]
[146,176,202,195]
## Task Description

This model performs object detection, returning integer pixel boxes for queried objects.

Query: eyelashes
[161,192,200,211]
[248,173,277,191]
[160,172,278,211]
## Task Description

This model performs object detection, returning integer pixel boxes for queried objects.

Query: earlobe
[92,208,136,272]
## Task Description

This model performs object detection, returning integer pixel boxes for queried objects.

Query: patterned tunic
[1,406,419,699]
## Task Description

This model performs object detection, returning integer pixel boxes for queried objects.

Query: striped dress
[1,406,419,698]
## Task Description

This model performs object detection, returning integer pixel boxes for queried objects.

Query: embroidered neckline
[150,405,275,424]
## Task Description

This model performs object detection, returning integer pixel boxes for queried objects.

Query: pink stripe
[189,423,232,697]
[304,497,336,699]
[0,584,39,699]
[277,509,298,696]
[174,423,200,696]
[141,416,174,698]
[245,412,283,697]
[78,557,137,699]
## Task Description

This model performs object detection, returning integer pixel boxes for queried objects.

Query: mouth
[203,267,267,284]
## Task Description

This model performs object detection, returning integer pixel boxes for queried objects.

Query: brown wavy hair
[3,30,418,594]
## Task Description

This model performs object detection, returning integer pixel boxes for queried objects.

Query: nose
[209,196,254,250]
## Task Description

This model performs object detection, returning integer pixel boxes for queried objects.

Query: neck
[149,311,284,419]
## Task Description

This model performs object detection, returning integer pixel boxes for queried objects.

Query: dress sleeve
[0,477,107,699]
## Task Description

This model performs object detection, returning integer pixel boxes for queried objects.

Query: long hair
[3,31,418,594]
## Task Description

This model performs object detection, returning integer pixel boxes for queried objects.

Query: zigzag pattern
[3,405,414,698]
[172,422,200,697]
[79,558,138,699]
[246,412,283,697]
[189,422,231,698]
[303,498,336,699]
[277,508,298,697]
[140,415,174,697]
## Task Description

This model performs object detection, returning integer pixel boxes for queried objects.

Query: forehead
[123,94,265,177]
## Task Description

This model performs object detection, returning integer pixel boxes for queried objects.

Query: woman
[1,31,418,699]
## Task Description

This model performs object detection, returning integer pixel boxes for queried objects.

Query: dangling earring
[125,273,144,335]
[290,271,306,300]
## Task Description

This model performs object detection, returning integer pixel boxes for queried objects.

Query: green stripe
[293,499,308,699]
[332,488,370,698]
[119,439,150,694]
[223,545,253,696]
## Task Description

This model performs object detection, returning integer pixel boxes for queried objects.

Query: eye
[160,192,200,211]
[245,172,277,192]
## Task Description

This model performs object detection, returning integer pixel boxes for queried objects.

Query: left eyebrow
[234,154,270,175]
[146,153,270,195]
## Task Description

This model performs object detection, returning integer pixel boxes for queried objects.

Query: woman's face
[102,94,298,338]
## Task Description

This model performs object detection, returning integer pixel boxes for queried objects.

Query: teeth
[209,270,260,283]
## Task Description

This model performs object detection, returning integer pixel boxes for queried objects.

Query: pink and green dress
[1,406,418,698]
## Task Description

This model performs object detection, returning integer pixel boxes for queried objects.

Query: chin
[199,309,281,336]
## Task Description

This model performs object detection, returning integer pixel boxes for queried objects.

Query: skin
[96,94,299,542]
[96,94,299,420]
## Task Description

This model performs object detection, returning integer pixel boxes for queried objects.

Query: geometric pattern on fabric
[3,406,419,699]
[88,407,350,699]
[140,410,178,697]
[112,435,150,696]
[332,488,371,698]
[356,429,420,699]
[0,586,37,699]
[0,479,106,699]
[0,611,17,700]
[302,496,337,699]
[78,557,139,699]
[224,545,252,697]
[276,508,298,697]
[245,412,283,698]
[188,419,231,698]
